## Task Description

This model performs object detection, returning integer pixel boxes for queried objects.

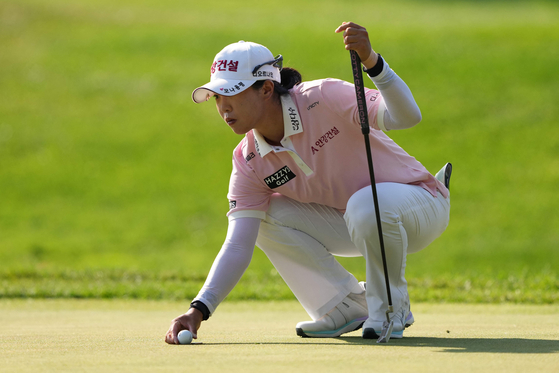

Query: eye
[214,94,220,100]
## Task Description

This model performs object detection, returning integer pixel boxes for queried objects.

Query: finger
[335,21,364,32]
[342,29,368,43]
[335,21,362,33]
[342,25,368,38]
[334,21,349,33]
[170,331,178,345]
[171,323,183,345]
[185,323,198,339]
[342,42,370,58]
[343,34,368,45]
[165,330,175,344]
[335,21,365,33]
[343,39,369,52]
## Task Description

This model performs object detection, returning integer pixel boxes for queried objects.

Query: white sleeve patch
[228,210,266,221]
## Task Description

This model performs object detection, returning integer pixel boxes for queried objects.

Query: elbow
[404,107,422,128]
[411,110,422,127]
[399,110,421,130]
[382,107,422,130]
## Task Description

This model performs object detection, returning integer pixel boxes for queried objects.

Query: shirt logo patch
[245,152,256,163]
[307,101,319,110]
[254,137,261,157]
[288,107,300,131]
[229,200,237,210]
[311,127,340,155]
[264,166,296,189]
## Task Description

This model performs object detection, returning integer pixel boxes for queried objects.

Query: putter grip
[350,50,370,135]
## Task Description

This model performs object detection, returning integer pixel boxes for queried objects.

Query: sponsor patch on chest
[311,126,340,155]
[264,166,296,189]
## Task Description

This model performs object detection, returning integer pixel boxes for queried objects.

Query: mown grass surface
[1,269,557,303]
[1,300,559,373]
[1,0,558,301]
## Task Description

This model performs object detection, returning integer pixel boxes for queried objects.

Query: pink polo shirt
[227,78,448,220]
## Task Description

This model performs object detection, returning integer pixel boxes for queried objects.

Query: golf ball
[177,330,193,344]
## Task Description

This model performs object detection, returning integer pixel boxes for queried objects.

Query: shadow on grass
[200,336,559,353]
[378,337,559,353]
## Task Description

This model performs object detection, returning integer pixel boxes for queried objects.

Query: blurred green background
[1,0,558,302]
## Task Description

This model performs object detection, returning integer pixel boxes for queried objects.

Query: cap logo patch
[221,82,246,95]
[211,60,239,74]
[253,71,274,78]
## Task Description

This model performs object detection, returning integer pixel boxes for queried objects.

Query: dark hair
[252,67,302,95]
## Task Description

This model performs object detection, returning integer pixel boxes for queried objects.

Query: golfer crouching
[165,22,450,344]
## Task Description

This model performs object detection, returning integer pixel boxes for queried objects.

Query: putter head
[376,320,394,344]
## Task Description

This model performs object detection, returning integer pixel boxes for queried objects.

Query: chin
[231,127,250,135]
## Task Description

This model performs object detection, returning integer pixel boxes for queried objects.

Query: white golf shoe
[362,303,414,339]
[296,284,368,338]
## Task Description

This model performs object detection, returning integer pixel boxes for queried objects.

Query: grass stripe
[1,269,557,304]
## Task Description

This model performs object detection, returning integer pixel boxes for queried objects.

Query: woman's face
[214,86,266,135]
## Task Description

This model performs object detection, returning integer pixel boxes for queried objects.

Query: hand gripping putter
[350,50,394,344]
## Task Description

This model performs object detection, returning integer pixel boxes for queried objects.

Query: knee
[345,187,379,240]
[344,186,398,241]
[257,195,301,248]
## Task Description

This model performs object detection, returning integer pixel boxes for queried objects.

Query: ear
[260,80,275,100]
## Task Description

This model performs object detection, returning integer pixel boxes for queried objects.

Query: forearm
[365,55,422,131]
[192,217,261,317]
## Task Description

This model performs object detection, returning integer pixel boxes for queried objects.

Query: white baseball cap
[192,41,282,103]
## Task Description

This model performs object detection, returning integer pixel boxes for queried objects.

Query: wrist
[190,300,210,320]
[361,51,378,70]
[186,307,204,324]
[364,54,384,78]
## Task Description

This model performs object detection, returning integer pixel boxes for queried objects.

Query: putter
[350,50,394,344]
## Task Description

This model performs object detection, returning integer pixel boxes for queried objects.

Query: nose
[216,96,231,114]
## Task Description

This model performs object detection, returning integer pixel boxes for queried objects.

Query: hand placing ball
[177,330,193,345]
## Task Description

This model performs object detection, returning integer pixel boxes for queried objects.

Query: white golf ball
[177,330,193,344]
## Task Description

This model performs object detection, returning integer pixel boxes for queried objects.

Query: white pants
[255,183,450,321]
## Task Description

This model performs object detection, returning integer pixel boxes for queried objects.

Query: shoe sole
[296,317,367,338]
[362,327,404,339]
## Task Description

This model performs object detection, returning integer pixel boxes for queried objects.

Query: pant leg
[344,183,450,322]
[255,194,362,320]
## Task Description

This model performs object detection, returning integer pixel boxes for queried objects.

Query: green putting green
[1,300,558,372]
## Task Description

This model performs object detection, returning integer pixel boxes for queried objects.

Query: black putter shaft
[349,50,393,318]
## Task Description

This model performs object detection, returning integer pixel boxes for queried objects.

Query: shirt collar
[253,94,303,158]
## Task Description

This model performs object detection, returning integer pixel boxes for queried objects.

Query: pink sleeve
[226,145,273,218]
[319,78,384,131]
